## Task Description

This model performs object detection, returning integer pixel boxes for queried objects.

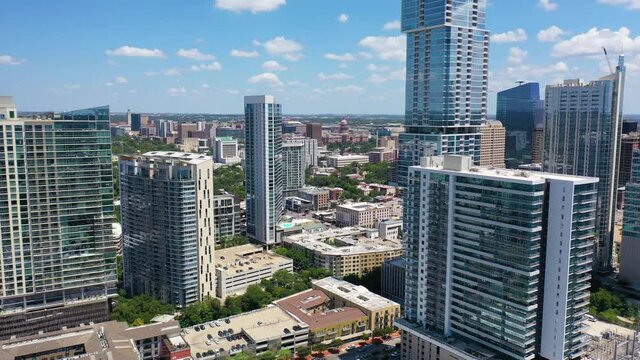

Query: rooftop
[283,227,401,257]
[312,277,401,311]
[275,290,367,331]
[215,244,292,273]
[327,154,369,159]
[338,202,389,211]
[135,151,212,165]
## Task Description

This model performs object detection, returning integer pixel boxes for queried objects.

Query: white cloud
[365,64,391,72]
[0,55,22,65]
[104,82,114,87]
[190,62,223,72]
[145,71,159,77]
[338,13,349,23]
[257,36,304,61]
[248,72,283,86]
[107,59,119,67]
[115,76,128,84]
[358,52,374,59]
[201,83,211,89]
[358,36,406,61]
[177,48,216,61]
[367,68,405,83]
[318,72,353,80]
[106,46,166,58]
[168,87,187,96]
[598,0,640,10]
[230,49,260,58]
[383,20,401,31]
[262,60,287,71]
[324,53,357,61]
[339,63,348,68]
[538,0,558,11]
[162,68,182,76]
[507,47,528,65]
[537,26,565,42]
[490,61,570,93]
[215,0,286,13]
[552,27,640,57]
[333,85,364,93]
[491,29,528,43]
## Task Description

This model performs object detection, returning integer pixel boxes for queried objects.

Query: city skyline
[1,0,640,114]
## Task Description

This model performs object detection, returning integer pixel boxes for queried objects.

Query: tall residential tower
[398,0,490,185]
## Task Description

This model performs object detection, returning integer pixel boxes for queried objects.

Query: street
[323,337,401,360]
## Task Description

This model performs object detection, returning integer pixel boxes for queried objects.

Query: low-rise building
[368,147,397,163]
[378,219,403,240]
[215,244,293,299]
[182,306,309,358]
[298,187,331,211]
[327,154,369,168]
[283,227,402,277]
[368,183,397,196]
[335,202,391,228]
[381,258,406,304]
[214,137,241,164]
[312,277,401,331]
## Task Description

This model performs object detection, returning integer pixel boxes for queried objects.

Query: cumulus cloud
[0,55,22,65]
[538,0,558,11]
[318,72,353,80]
[248,72,283,86]
[215,0,286,13]
[365,64,391,72]
[491,29,528,43]
[177,48,216,61]
[538,26,565,42]
[190,62,223,72]
[115,76,128,84]
[383,20,401,31]
[106,46,166,58]
[507,47,528,64]
[338,13,349,23]
[358,36,406,61]
[552,27,640,57]
[262,60,287,71]
[167,87,187,96]
[257,36,304,61]
[333,85,364,93]
[230,49,260,58]
[367,68,405,83]
[324,53,357,61]
[162,68,182,76]
[598,0,640,10]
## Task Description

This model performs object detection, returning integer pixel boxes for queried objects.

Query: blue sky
[1,0,639,114]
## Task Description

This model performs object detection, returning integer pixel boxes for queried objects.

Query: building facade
[619,150,640,287]
[398,0,489,185]
[532,127,544,164]
[479,120,506,168]
[120,152,215,307]
[0,102,117,339]
[381,258,405,304]
[543,57,626,271]
[214,193,240,240]
[306,123,323,145]
[297,187,331,211]
[399,155,598,360]
[282,141,306,192]
[326,154,369,168]
[214,136,240,164]
[245,95,284,245]
[335,202,391,228]
[620,133,640,187]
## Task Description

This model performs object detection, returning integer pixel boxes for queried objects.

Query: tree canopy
[112,136,179,156]
[213,165,246,200]
[590,288,638,327]
[110,294,175,326]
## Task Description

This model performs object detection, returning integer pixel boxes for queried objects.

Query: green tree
[297,346,312,358]
[343,268,382,294]
[131,318,145,327]
[232,353,254,360]
[110,294,175,325]
[276,349,292,360]
[241,285,272,311]
[112,136,179,156]
[361,333,371,341]
[257,351,276,360]
[213,165,246,200]
[217,235,249,249]
[178,296,223,327]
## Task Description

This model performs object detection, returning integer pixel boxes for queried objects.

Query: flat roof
[338,202,389,211]
[327,154,369,159]
[313,277,401,311]
[283,227,402,257]
[215,244,292,273]
[130,151,212,165]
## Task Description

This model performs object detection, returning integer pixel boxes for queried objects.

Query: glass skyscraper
[244,95,284,245]
[0,101,117,339]
[543,56,626,271]
[398,0,490,186]
[619,150,640,287]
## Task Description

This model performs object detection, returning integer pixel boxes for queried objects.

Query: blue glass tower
[619,150,640,287]
[398,0,490,186]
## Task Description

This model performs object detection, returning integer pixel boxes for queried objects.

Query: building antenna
[603,47,614,74]
[516,81,525,86]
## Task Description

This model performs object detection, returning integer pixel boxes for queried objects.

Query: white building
[326,154,369,168]
[335,202,391,228]
[282,141,306,192]
[214,136,241,164]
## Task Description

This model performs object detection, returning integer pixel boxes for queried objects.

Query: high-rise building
[120,152,215,307]
[619,150,640,287]
[398,0,489,186]
[479,120,505,168]
[306,123,323,144]
[213,193,240,241]
[130,113,142,132]
[214,136,240,164]
[620,133,640,187]
[397,155,598,360]
[496,83,544,164]
[245,95,284,245]
[0,96,17,120]
[282,141,306,193]
[622,120,638,134]
[532,127,544,164]
[0,102,117,339]
[544,56,626,271]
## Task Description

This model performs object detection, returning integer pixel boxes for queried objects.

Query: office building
[381,258,405,304]
[214,192,240,240]
[306,122,323,144]
[619,150,640,287]
[214,136,240,164]
[244,95,284,245]
[368,147,397,164]
[177,122,198,140]
[282,141,306,192]
[130,112,142,131]
[398,155,598,360]
[0,103,117,340]
[326,154,369,168]
[544,56,626,271]
[496,83,544,164]
[479,120,506,168]
[120,152,215,307]
[297,187,331,211]
[283,227,403,277]
[623,120,638,134]
[620,133,640,187]
[532,127,544,164]
[398,0,489,186]
[335,202,391,228]
[378,219,403,240]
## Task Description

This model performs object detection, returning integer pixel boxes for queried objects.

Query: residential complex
[619,150,640,288]
[399,155,598,360]
[244,95,284,245]
[0,100,117,339]
[213,192,240,240]
[283,227,402,277]
[620,133,640,187]
[120,151,215,307]
[532,127,544,164]
[326,154,369,168]
[479,120,506,168]
[544,57,626,271]
[381,258,405,304]
[398,0,489,185]
[214,244,293,299]
[214,136,240,164]
[297,187,332,210]
[282,141,306,192]
[335,202,391,227]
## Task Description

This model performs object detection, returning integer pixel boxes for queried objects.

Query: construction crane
[603,47,614,74]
